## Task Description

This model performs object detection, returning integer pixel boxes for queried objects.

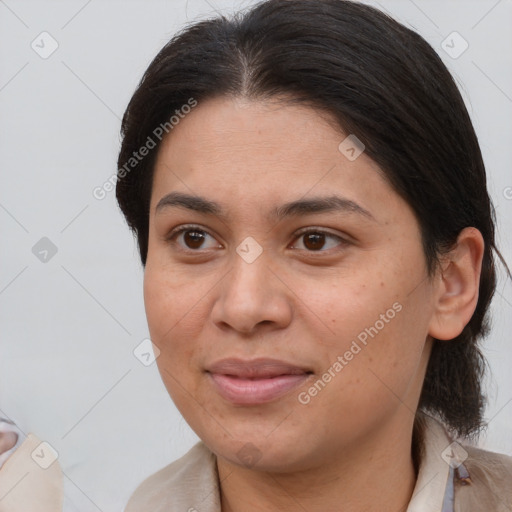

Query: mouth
[205,358,314,405]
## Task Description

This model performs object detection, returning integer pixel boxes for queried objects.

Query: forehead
[150,96,400,222]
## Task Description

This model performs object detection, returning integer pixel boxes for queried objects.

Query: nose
[211,252,293,336]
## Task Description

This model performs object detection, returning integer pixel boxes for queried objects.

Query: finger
[0,431,18,455]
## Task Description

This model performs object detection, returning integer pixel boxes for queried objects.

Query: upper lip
[206,358,312,379]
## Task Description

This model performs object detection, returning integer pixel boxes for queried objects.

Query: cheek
[143,266,211,384]
[143,265,204,339]
[310,265,432,393]
[144,269,202,408]
[143,271,173,339]
[326,291,431,406]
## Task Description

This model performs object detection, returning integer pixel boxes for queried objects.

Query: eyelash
[166,224,349,255]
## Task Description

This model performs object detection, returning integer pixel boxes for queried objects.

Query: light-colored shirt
[125,414,512,512]
[0,432,63,512]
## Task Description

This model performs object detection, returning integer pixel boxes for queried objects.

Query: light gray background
[1,0,511,510]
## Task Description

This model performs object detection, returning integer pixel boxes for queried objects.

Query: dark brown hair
[116,0,506,439]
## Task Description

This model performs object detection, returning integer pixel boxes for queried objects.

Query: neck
[217,413,420,512]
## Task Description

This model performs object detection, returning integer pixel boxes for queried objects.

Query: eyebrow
[155,191,375,221]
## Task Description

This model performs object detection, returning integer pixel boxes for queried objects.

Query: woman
[116,0,512,510]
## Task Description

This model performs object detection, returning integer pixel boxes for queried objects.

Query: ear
[428,227,485,341]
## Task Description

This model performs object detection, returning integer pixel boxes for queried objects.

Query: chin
[200,426,315,473]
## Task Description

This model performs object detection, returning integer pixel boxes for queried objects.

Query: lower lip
[208,373,311,405]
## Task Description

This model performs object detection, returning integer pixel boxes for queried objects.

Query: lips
[206,358,313,405]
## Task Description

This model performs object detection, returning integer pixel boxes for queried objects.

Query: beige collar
[407,416,453,512]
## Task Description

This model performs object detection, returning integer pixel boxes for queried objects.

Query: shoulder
[464,442,512,474]
[125,441,221,512]
[454,443,512,511]
[414,414,512,511]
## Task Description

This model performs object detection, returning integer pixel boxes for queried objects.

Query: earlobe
[428,227,485,341]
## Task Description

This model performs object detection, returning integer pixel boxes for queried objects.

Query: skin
[0,431,17,456]
[144,96,484,512]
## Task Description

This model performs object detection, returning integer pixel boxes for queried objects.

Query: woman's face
[144,96,439,471]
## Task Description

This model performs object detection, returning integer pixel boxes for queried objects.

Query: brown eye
[291,229,346,253]
[303,232,326,251]
[183,230,207,249]
[168,225,222,252]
